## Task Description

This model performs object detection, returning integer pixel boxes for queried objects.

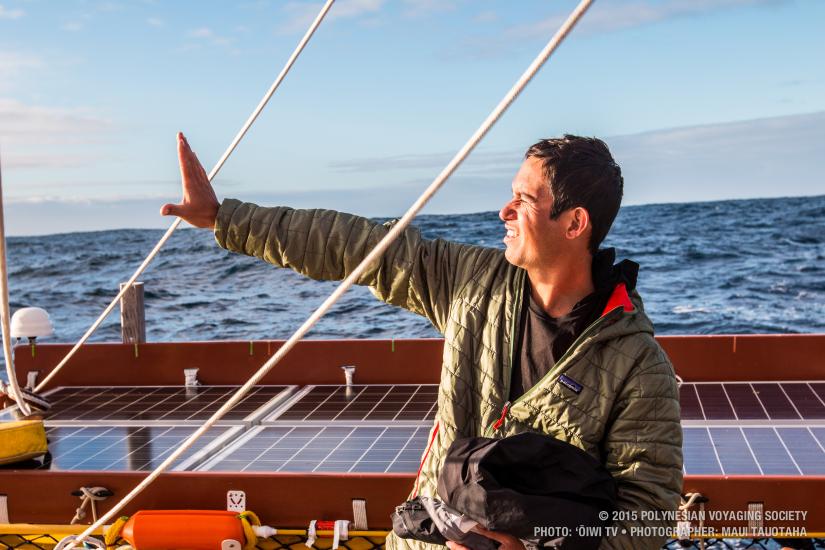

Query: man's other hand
[446,526,526,550]
[160,132,219,229]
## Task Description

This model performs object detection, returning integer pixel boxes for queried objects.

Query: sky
[0,0,823,235]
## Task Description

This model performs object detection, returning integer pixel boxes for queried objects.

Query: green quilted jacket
[215,199,684,550]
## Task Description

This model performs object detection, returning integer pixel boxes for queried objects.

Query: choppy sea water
[5,194,825,347]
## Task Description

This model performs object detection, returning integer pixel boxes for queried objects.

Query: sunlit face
[499,156,566,271]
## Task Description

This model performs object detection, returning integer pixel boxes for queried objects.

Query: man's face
[499,156,565,270]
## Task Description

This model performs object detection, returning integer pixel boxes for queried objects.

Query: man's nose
[499,200,516,221]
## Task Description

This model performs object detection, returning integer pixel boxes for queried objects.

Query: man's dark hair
[525,135,623,255]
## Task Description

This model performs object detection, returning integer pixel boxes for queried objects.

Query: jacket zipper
[492,401,511,431]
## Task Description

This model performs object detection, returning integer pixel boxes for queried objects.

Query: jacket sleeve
[598,341,683,550]
[214,198,484,333]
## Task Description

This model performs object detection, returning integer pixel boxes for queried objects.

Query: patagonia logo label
[558,374,583,394]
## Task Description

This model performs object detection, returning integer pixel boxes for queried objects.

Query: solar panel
[0,385,295,426]
[263,384,438,425]
[683,426,825,476]
[680,382,825,422]
[4,425,243,472]
[199,424,430,473]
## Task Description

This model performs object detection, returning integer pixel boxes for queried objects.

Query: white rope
[34,0,337,394]
[0,152,32,416]
[66,1,593,546]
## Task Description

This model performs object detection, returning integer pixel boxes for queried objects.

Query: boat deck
[1,336,823,533]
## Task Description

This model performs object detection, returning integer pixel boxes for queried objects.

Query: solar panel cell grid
[38,425,237,471]
[679,385,703,420]
[751,383,800,420]
[270,385,437,422]
[679,382,825,421]
[204,425,429,473]
[781,384,825,419]
[682,428,722,475]
[776,428,825,475]
[709,427,761,475]
[6,386,291,424]
[742,428,799,475]
[695,385,735,420]
[724,384,768,420]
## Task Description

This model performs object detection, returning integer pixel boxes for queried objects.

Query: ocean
[5,194,825,351]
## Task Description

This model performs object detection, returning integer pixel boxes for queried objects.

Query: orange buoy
[119,510,246,550]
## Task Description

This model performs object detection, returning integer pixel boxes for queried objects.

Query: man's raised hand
[160,132,220,229]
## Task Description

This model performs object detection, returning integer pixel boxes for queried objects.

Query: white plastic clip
[342,365,356,400]
[341,365,355,386]
[332,520,349,549]
[305,520,318,548]
[184,368,200,387]
[26,371,39,390]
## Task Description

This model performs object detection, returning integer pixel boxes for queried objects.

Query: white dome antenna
[11,307,54,341]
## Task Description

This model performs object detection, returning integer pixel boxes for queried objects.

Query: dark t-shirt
[507,249,638,402]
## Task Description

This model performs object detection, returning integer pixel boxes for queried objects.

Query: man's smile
[504,225,518,243]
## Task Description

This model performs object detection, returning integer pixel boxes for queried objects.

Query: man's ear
[565,207,590,239]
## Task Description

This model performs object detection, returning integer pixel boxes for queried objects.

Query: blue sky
[1,0,823,235]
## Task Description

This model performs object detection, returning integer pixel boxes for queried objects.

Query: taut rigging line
[65,0,595,547]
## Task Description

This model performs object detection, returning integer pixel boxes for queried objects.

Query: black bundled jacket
[394,432,617,549]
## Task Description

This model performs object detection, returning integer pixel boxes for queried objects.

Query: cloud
[0,98,111,142]
[511,0,785,39]
[146,17,164,27]
[0,51,41,94]
[402,0,458,18]
[328,149,520,177]
[0,52,40,72]
[324,111,825,208]
[0,4,24,19]
[472,10,498,24]
[0,98,113,171]
[185,26,234,48]
[61,21,84,32]
[187,27,213,38]
[278,0,385,34]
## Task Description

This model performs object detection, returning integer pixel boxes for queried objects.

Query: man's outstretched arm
[162,133,495,333]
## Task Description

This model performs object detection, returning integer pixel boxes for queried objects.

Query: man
[162,133,683,550]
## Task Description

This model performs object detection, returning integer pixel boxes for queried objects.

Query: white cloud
[401,0,457,18]
[0,98,112,152]
[61,21,84,32]
[187,27,213,38]
[278,0,385,34]
[0,52,41,74]
[185,26,234,48]
[472,10,498,24]
[0,4,24,19]
[511,0,785,39]
[146,17,164,27]
[323,111,825,210]
[0,52,42,93]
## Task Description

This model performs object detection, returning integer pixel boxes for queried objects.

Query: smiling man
[163,133,683,550]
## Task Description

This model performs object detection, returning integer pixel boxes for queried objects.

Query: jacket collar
[600,282,634,317]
